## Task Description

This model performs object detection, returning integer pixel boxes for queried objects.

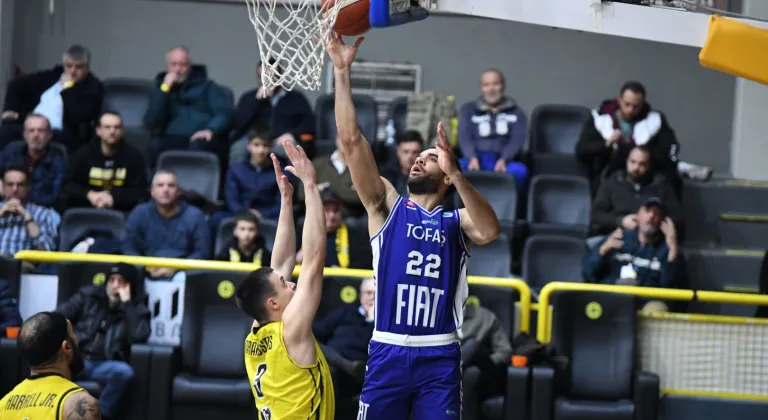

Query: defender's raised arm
[269,153,297,277]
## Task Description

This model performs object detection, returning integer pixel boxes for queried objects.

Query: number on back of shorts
[253,363,268,398]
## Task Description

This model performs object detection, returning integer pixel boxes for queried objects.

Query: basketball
[324,0,371,37]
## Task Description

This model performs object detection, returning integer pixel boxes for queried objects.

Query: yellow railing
[14,250,532,333]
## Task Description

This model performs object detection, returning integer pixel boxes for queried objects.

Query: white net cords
[244,0,343,91]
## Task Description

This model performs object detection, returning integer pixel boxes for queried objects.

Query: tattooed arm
[63,391,102,420]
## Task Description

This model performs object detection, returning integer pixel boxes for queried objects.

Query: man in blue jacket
[143,47,232,165]
[582,197,687,311]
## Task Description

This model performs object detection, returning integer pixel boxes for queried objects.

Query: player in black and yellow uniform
[235,143,334,420]
[0,311,101,419]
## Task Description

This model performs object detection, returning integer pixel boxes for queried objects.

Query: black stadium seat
[215,217,279,258]
[58,208,126,252]
[529,104,591,176]
[316,276,367,320]
[527,175,591,238]
[0,256,22,398]
[465,284,518,340]
[55,261,152,420]
[315,93,378,156]
[468,234,513,278]
[156,150,221,204]
[522,235,586,290]
[458,172,518,240]
[387,96,408,137]
[102,78,153,129]
[149,270,254,420]
[527,291,659,420]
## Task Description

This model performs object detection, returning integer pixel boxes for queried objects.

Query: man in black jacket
[0,45,104,153]
[64,111,148,212]
[56,263,151,420]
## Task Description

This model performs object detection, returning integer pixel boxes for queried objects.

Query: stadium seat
[387,96,409,137]
[0,256,22,397]
[156,150,221,204]
[215,217,279,258]
[315,93,379,156]
[527,175,591,238]
[149,270,254,420]
[529,105,591,177]
[527,291,659,420]
[58,208,126,251]
[522,235,586,290]
[458,172,518,239]
[315,276,366,320]
[468,234,512,278]
[125,128,153,171]
[55,261,152,420]
[102,78,153,129]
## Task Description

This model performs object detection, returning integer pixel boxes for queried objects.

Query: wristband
[160,83,171,93]
[63,81,74,89]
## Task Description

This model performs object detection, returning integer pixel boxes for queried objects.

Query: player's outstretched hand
[436,122,460,178]
[271,153,294,199]
[282,141,317,185]
[327,33,364,70]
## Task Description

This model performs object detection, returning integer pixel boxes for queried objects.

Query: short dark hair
[235,267,277,323]
[620,81,646,97]
[234,210,260,228]
[18,311,69,368]
[482,68,506,86]
[396,130,424,147]
[247,121,273,144]
[98,110,122,125]
[3,165,27,182]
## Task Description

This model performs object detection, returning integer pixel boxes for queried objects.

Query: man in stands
[590,145,682,238]
[301,137,365,218]
[123,170,209,279]
[457,69,529,192]
[312,277,375,398]
[56,263,150,420]
[143,46,232,164]
[65,111,148,212]
[0,45,104,153]
[380,130,424,197]
[0,166,59,269]
[296,190,371,270]
[581,198,687,311]
[230,59,316,162]
[576,80,710,196]
[0,114,67,208]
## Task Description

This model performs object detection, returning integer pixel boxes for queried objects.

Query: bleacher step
[717,212,768,249]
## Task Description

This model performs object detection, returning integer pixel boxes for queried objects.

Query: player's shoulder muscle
[62,390,102,420]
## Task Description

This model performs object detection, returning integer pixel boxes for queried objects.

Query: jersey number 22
[406,251,441,279]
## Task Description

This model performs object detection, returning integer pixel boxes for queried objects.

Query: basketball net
[244,0,343,91]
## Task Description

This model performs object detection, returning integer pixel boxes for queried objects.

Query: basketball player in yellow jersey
[235,141,334,420]
[0,311,101,419]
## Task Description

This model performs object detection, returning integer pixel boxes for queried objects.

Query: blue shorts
[358,340,462,420]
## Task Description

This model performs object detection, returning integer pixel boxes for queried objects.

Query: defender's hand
[327,33,364,69]
[282,142,317,184]
[271,153,294,199]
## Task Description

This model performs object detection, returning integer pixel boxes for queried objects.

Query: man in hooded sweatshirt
[56,262,151,420]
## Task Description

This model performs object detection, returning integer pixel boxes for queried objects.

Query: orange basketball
[323,0,371,37]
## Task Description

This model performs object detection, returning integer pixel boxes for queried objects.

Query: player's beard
[407,173,442,195]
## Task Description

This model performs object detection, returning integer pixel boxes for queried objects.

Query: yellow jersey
[244,322,335,420]
[0,372,84,420]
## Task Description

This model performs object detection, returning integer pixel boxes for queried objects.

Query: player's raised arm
[281,142,324,363]
[327,34,393,219]
[435,123,501,245]
[268,152,297,277]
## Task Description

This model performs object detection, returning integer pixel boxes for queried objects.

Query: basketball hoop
[244,0,343,91]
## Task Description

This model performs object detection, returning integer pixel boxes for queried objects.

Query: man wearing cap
[296,189,371,269]
[581,198,688,311]
[56,262,151,420]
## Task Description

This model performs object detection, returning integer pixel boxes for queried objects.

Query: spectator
[124,170,209,279]
[590,145,682,237]
[460,303,513,419]
[65,111,148,212]
[210,123,284,236]
[0,114,67,208]
[457,69,529,192]
[0,277,21,337]
[214,211,272,266]
[296,190,371,269]
[143,47,232,164]
[575,81,711,196]
[0,45,104,153]
[300,137,365,218]
[380,130,423,197]
[230,59,316,162]
[56,262,150,420]
[582,198,687,311]
[313,277,375,396]
[0,166,59,257]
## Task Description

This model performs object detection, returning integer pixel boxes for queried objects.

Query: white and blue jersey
[358,196,469,420]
